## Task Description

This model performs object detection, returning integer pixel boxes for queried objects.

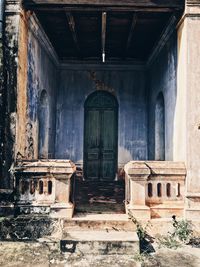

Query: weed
[157,215,193,249]
[128,212,152,240]
[172,215,193,243]
[157,235,181,249]
[129,212,155,254]
[133,252,158,266]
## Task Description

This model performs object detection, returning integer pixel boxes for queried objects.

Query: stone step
[74,180,125,199]
[64,213,135,231]
[60,230,139,255]
[74,180,125,214]
[74,203,125,214]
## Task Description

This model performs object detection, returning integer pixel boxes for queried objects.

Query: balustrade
[125,161,186,219]
[14,160,76,218]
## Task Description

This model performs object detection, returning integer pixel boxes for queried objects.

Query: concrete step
[74,203,125,213]
[61,229,139,255]
[63,213,136,231]
[64,213,136,231]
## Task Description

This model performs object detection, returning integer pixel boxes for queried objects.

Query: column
[125,161,151,219]
[176,1,200,219]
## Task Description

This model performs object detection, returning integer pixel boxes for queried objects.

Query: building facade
[0,0,200,220]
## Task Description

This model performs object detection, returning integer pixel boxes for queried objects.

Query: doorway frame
[83,90,119,181]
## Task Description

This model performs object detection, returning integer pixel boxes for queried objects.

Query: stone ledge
[14,159,76,175]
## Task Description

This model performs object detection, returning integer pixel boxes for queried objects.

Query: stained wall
[147,32,177,161]
[26,15,58,159]
[55,66,148,166]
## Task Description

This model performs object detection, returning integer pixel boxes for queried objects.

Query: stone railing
[124,161,186,219]
[14,160,76,218]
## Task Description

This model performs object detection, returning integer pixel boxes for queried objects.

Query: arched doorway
[84,90,118,181]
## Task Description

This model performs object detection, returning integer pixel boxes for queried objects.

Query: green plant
[128,212,151,240]
[172,216,193,243]
[133,252,150,264]
[133,252,158,265]
[157,216,193,249]
[157,234,181,249]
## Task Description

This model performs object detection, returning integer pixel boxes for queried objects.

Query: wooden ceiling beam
[101,12,107,62]
[65,12,80,54]
[126,13,137,53]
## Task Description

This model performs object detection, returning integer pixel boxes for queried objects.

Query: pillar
[125,161,151,219]
[176,1,200,219]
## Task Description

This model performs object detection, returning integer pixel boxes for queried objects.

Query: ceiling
[24,1,184,62]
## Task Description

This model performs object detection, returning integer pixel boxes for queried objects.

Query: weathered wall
[26,15,58,159]
[184,9,200,194]
[0,0,5,187]
[178,2,200,195]
[148,32,177,161]
[175,1,200,219]
[55,66,148,166]
[1,0,21,188]
[15,9,29,160]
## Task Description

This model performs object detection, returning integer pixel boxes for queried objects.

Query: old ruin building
[0,0,200,226]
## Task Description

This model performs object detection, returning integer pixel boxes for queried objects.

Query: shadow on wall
[155,92,165,161]
[38,90,49,159]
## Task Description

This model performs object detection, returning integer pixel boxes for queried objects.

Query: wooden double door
[84,91,118,181]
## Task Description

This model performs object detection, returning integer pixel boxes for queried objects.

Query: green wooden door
[84,91,118,181]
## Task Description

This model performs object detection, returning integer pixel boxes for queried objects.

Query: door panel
[84,91,118,181]
[85,110,100,180]
[101,110,117,180]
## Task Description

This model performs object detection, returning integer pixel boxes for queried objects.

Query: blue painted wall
[147,32,177,160]
[27,24,58,158]
[26,19,177,165]
[55,67,148,165]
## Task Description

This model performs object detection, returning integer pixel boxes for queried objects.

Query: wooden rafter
[101,12,107,62]
[126,13,137,53]
[65,12,80,53]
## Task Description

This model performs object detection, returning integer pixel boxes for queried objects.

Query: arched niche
[155,92,165,160]
[38,90,49,159]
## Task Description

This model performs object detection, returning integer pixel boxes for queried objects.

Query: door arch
[84,90,118,181]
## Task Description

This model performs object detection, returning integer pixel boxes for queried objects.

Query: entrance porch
[3,0,199,222]
[14,159,186,220]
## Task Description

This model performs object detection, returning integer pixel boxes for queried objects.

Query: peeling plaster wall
[55,67,147,166]
[15,10,29,161]
[2,0,21,188]
[148,32,177,161]
[26,16,58,159]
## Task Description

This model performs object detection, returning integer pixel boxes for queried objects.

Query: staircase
[61,179,139,255]
[62,213,139,255]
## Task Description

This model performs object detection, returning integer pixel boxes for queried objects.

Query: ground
[1,240,200,267]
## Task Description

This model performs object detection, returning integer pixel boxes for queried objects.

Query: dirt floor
[1,240,200,267]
